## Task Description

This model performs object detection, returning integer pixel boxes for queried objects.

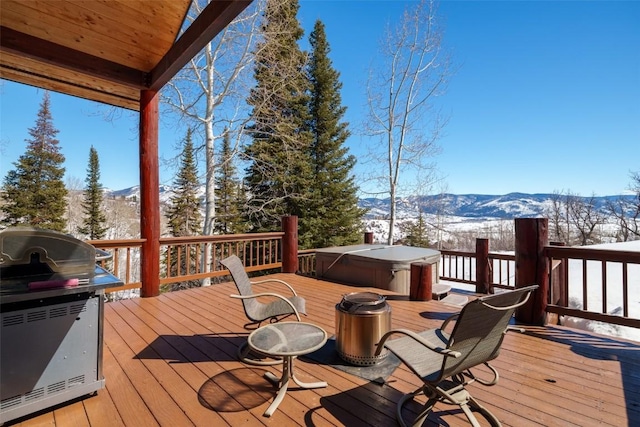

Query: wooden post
[410,262,433,301]
[514,218,549,325]
[475,238,491,294]
[549,241,567,306]
[547,241,567,325]
[281,216,298,273]
[364,232,374,244]
[139,90,160,297]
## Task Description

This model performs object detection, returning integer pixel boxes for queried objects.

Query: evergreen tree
[244,0,312,232]
[164,129,202,291]
[401,211,431,248]
[77,146,108,239]
[1,91,68,231]
[215,131,248,234]
[304,20,365,248]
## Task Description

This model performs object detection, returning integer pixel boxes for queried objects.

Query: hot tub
[315,244,440,294]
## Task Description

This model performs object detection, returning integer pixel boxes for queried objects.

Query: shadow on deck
[6,274,640,426]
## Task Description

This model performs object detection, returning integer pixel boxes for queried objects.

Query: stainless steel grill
[335,292,392,366]
[0,228,122,425]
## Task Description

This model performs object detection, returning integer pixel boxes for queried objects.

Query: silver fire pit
[335,292,392,366]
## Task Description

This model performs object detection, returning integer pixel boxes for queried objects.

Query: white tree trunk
[363,0,450,243]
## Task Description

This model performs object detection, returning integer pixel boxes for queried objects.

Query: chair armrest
[374,328,461,358]
[230,292,302,321]
[440,313,460,332]
[468,362,500,386]
[250,278,298,296]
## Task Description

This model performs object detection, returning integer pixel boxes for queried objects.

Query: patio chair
[375,285,538,427]
[220,255,307,365]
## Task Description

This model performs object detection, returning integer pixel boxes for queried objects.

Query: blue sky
[1,0,639,196]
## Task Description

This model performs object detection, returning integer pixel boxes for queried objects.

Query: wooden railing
[441,244,639,329]
[297,249,316,277]
[544,246,640,329]
[89,239,144,293]
[439,249,516,290]
[91,232,284,295]
[91,234,639,330]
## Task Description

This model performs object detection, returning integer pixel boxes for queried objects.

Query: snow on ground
[561,240,640,343]
[438,239,640,343]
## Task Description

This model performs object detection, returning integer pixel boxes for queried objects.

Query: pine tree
[165,129,202,291]
[77,146,108,239]
[244,0,312,232]
[1,91,68,231]
[304,20,365,249]
[401,211,431,248]
[215,131,248,234]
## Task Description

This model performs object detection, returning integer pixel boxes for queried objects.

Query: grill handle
[339,292,387,314]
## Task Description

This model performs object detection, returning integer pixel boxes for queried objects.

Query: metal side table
[247,322,328,417]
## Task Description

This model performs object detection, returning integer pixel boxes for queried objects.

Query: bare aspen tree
[547,190,570,243]
[65,176,84,236]
[162,0,263,285]
[364,0,451,244]
[607,171,640,241]
[567,193,606,245]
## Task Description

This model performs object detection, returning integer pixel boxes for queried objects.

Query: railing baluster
[622,261,628,318]
[602,260,607,315]
[583,259,588,311]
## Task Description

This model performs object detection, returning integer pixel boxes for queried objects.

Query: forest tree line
[2,0,638,256]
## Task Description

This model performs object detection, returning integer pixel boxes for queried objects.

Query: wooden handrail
[89,235,639,330]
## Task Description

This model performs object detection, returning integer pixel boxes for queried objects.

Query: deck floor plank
[140,287,332,427]
[7,274,639,427]
[160,287,348,426]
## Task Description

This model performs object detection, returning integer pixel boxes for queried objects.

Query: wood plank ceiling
[0,0,252,111]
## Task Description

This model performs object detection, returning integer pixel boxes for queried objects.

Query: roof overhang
[0,0,252,111]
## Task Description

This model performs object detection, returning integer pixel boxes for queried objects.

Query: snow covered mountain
[107,187,633,220]
[108,185,205,205]
[360,193,634,219]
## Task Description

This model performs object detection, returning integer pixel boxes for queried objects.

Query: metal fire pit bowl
[335,292,392,366]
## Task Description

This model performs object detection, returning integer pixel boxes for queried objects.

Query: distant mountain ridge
[107,186,634,220]
[361,193,635,219]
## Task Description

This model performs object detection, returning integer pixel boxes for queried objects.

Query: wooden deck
[9,274,640,426]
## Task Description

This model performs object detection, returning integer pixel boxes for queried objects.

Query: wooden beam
[515,218,549,325]
[281,216,298,273]
[0,66,139,111]
[149,0,252,91]
[0,26,147,89]
[140,90,161,297]
[475,238,491,294]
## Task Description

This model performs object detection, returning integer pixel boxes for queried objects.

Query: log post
[281,216,298,273]
[475,238,491,294]
[549,241,567,306]
[514,218,549,325]
[139,90,160,297]
[410,262,433,301]
[547,241,567,325]
[364,232,374,244]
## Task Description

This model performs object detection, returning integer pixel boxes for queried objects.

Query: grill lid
[0,228,96,279]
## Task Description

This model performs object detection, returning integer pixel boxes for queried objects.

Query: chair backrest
[440,285,538,380]
[220,255,260,321]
